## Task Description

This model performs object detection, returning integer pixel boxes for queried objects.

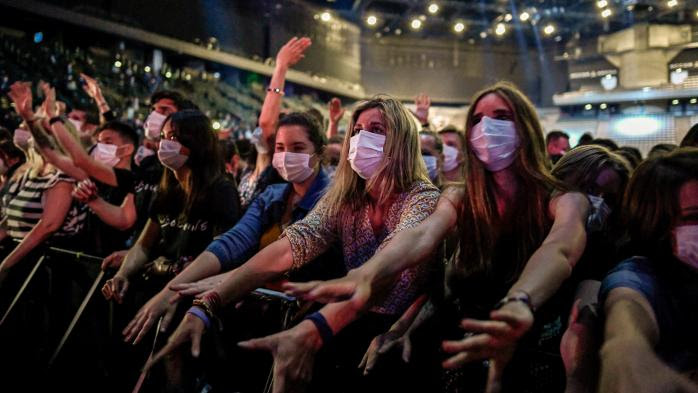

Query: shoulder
[548,191,590,220]
[600,257,657,306]
[404,180,441,201]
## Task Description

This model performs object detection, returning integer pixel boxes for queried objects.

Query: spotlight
[543,24,556,35]
[320,11,331,22]
[395,28,402,35]
[165,71,172,78]
[366,15,377,26]
[454,22,466,33]
[480,31,488,38]
[114,60,122,68]
[672,99,680,105]
[667,0,678,7]
[495,23,506,36]
[601,8,612,18]
[691,98,698,104]
[213,72,221,79]
[428,3,439,14]
[584,104,593,110]
[600,103,608,110]
[33,32,43,44]
[520,12,530,22]
[184,74,192,81]
[597,0,608,8]
[144,65,151,73]
[212,121,221,130]
[504,13,513,22]
[411,18,422,29]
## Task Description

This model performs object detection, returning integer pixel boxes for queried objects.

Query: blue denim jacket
[206,168,330,271]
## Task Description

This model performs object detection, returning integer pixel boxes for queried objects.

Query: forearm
[0,222,56,270]
[168,251,222,286]
[39,147,88,181]
[117,243,150,278]
[50,121,88,165]
[86,197,133,230]
[215,238,294,306]
[508,242,574,309]
[326,120,339,139]
[258,64,288,139]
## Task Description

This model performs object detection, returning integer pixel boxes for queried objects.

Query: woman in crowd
[598,148,698,393]
[100,109,241,391]
[285,82,590,392]
[143,96,440,392]
[238,37,311,210]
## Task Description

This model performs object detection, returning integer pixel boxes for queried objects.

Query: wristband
[266,87,285,96]
[49,116,64,125]
[494,290,535,313]
[187,306,211,329]
[304,311,333,345]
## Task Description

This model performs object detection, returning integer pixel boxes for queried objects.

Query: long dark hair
[155,110,224,215]
[624,147,698,261]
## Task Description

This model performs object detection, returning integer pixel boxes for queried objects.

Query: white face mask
[68,118,85,131]
[134,145,155,166]
[348,130,385,180]
[586,194,612,233]
[144,111,167,140]
[251,127,269,154]
[469,116,519,172]
[674,225,698,269]
[423,155,438,181]
[158,139,188,170]
[13,128,32,151]
[92,143,120,167]
[442,144,460,172]
[273,152,314,183]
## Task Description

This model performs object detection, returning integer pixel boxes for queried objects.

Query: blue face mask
[586,194,612,233]
[423,155,438,182]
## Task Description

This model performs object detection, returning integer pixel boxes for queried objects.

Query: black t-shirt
[84,167,135,256]
[149,176,241,270]
[130,155,163,245]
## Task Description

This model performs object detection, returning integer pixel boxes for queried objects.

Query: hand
[561,299,601,390]
[102,273,129,304]
[72,179,98,203]
[101,250,128,271]
[79,73,104,101]
[275,37,312,69]
[238,320,322,393]
[442,301,534,393]
[146,312,206,371]
[8,81,34,120]
[414,93,431,126]
[599,339,698,393]
[328,98,344,124]
[40,82,57,118]
[359,327,413,375]
[123,289,178,344]
[169,273,226,299]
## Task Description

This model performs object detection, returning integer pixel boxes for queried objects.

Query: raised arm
[80,73,113,122]
[326,98,344,139]
[258,37,312,143]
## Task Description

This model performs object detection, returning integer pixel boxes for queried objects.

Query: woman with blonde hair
[286,82,591,392]
[141,95,440,391]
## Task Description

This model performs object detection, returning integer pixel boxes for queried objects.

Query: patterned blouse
[283,180,440,315]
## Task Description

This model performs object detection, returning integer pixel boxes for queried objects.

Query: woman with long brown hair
[286,82,590,392]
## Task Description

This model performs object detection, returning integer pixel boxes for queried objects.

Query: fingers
[460,318,512,337]
[117,280,129,304]
[160,304,176,333]
[191,328,201,358]
[402,337,412,363]
[282,281,320,297]
[442,351,476,369]
[238,334,276,352]
[490,308,532,332]
[132,315,155,345]
[442,334,492,354]
[100,255,113,271]
[101,281,113,300]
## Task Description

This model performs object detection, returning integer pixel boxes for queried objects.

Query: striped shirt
[4,171,83,239]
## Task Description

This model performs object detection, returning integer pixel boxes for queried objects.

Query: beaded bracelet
[494,290,536,314]
[303,311,333,345]
[187,306,211,329]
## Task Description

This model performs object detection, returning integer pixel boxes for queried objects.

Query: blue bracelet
[187,306,211,329]
[304,311,333,345]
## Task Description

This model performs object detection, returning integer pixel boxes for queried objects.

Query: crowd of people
[0,35,697,393]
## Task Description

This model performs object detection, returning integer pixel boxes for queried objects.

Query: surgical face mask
[442,144,460,172]
[251,127,269,154]
[348,130,385,180]
[144,111,167,140]
[158,139,188,170]
[272,152,314,183]
[586,194,612,233]
[469,116,519,172]
[674,225,698,269]
[423,155,438,182]
[134,145,155,167]
[13,128,32,151]
[92,143,120,167]
[68,117,84,131]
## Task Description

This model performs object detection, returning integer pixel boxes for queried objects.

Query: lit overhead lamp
[543,24,555,35]
[480,31,488,38]
[672,99,680,105]
[504,13,513,22]
[454,22,466,33]
[584,104,593,110]
[366,15,377,26]
[520,12,530,22]
[667,0,678,8]
[411,18,423,30]
[320,11,332,22]
[601,8,613,18]
[600,103,608,110]
[428,3,439,14]
[495,23,506,36]
[597,0,608,8]
[690,98,697,104]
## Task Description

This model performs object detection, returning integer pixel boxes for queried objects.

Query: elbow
[73,154,90,170]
